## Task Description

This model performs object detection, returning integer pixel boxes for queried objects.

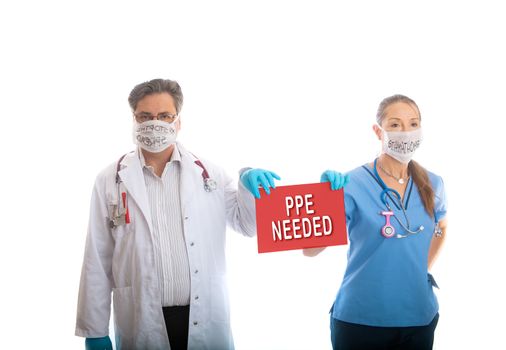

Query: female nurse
[304,94,448,350]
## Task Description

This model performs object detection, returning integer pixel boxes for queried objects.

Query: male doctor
[75,78,279,350]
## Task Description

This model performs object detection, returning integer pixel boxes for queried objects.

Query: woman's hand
[320,170,350,190]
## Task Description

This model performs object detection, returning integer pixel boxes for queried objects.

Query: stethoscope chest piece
[204,178,217,192]
[194,159,217,193]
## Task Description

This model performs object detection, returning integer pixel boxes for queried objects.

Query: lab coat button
[190,242,195,246]
[193,321,198,326]
[184,216,189,220]
[195,295,199,300]
[194,269,199,274]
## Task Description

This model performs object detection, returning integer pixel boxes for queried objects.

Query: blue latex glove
[241,168,281,199]
[85,336,113,350]
[320,170,349,190]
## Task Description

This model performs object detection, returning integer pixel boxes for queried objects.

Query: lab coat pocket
[112,286,135,340]
[107,198,134,234]
[109,206,134,242]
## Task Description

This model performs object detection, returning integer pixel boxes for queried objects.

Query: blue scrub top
[331,162,447,327]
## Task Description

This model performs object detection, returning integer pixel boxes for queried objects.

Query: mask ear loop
[169,114,180,125]
[374,124,385,158]
[168,115,180,136]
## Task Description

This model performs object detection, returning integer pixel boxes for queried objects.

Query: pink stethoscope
[380,211,396,238]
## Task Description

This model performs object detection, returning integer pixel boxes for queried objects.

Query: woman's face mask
[132,118,179,153]
[381,128,423,164]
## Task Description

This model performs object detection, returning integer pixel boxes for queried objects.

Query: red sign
[255,182,348,253]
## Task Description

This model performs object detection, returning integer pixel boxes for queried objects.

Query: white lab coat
[75,143,256,350]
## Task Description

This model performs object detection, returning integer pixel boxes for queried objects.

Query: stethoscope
[109,152,217,228]
[373,158,424,239]
[194,159,218,192]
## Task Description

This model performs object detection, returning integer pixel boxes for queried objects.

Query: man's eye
[411,122,419,127]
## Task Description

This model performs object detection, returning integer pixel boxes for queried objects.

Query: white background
[1,1,505,349]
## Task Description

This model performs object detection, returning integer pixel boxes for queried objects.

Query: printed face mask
[382,128,423,164]
[132,118,178,153]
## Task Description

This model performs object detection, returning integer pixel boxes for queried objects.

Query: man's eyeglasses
[134,112,178,123]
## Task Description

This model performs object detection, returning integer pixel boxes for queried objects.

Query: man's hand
[240,168,281,199]
[85,336,113,350]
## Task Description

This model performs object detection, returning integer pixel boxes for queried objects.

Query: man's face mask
[132,117,179,153]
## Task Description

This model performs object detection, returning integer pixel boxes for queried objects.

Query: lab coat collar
[117,150,153,234]
[138,144,182,169]
[175,142,203,214]
[116,142,205,230]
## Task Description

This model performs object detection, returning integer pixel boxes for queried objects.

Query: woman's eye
[390,123,399,128]
[411,122,419,127]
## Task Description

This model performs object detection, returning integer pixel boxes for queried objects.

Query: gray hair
[376,94,421,124]
[128,78,184,114]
